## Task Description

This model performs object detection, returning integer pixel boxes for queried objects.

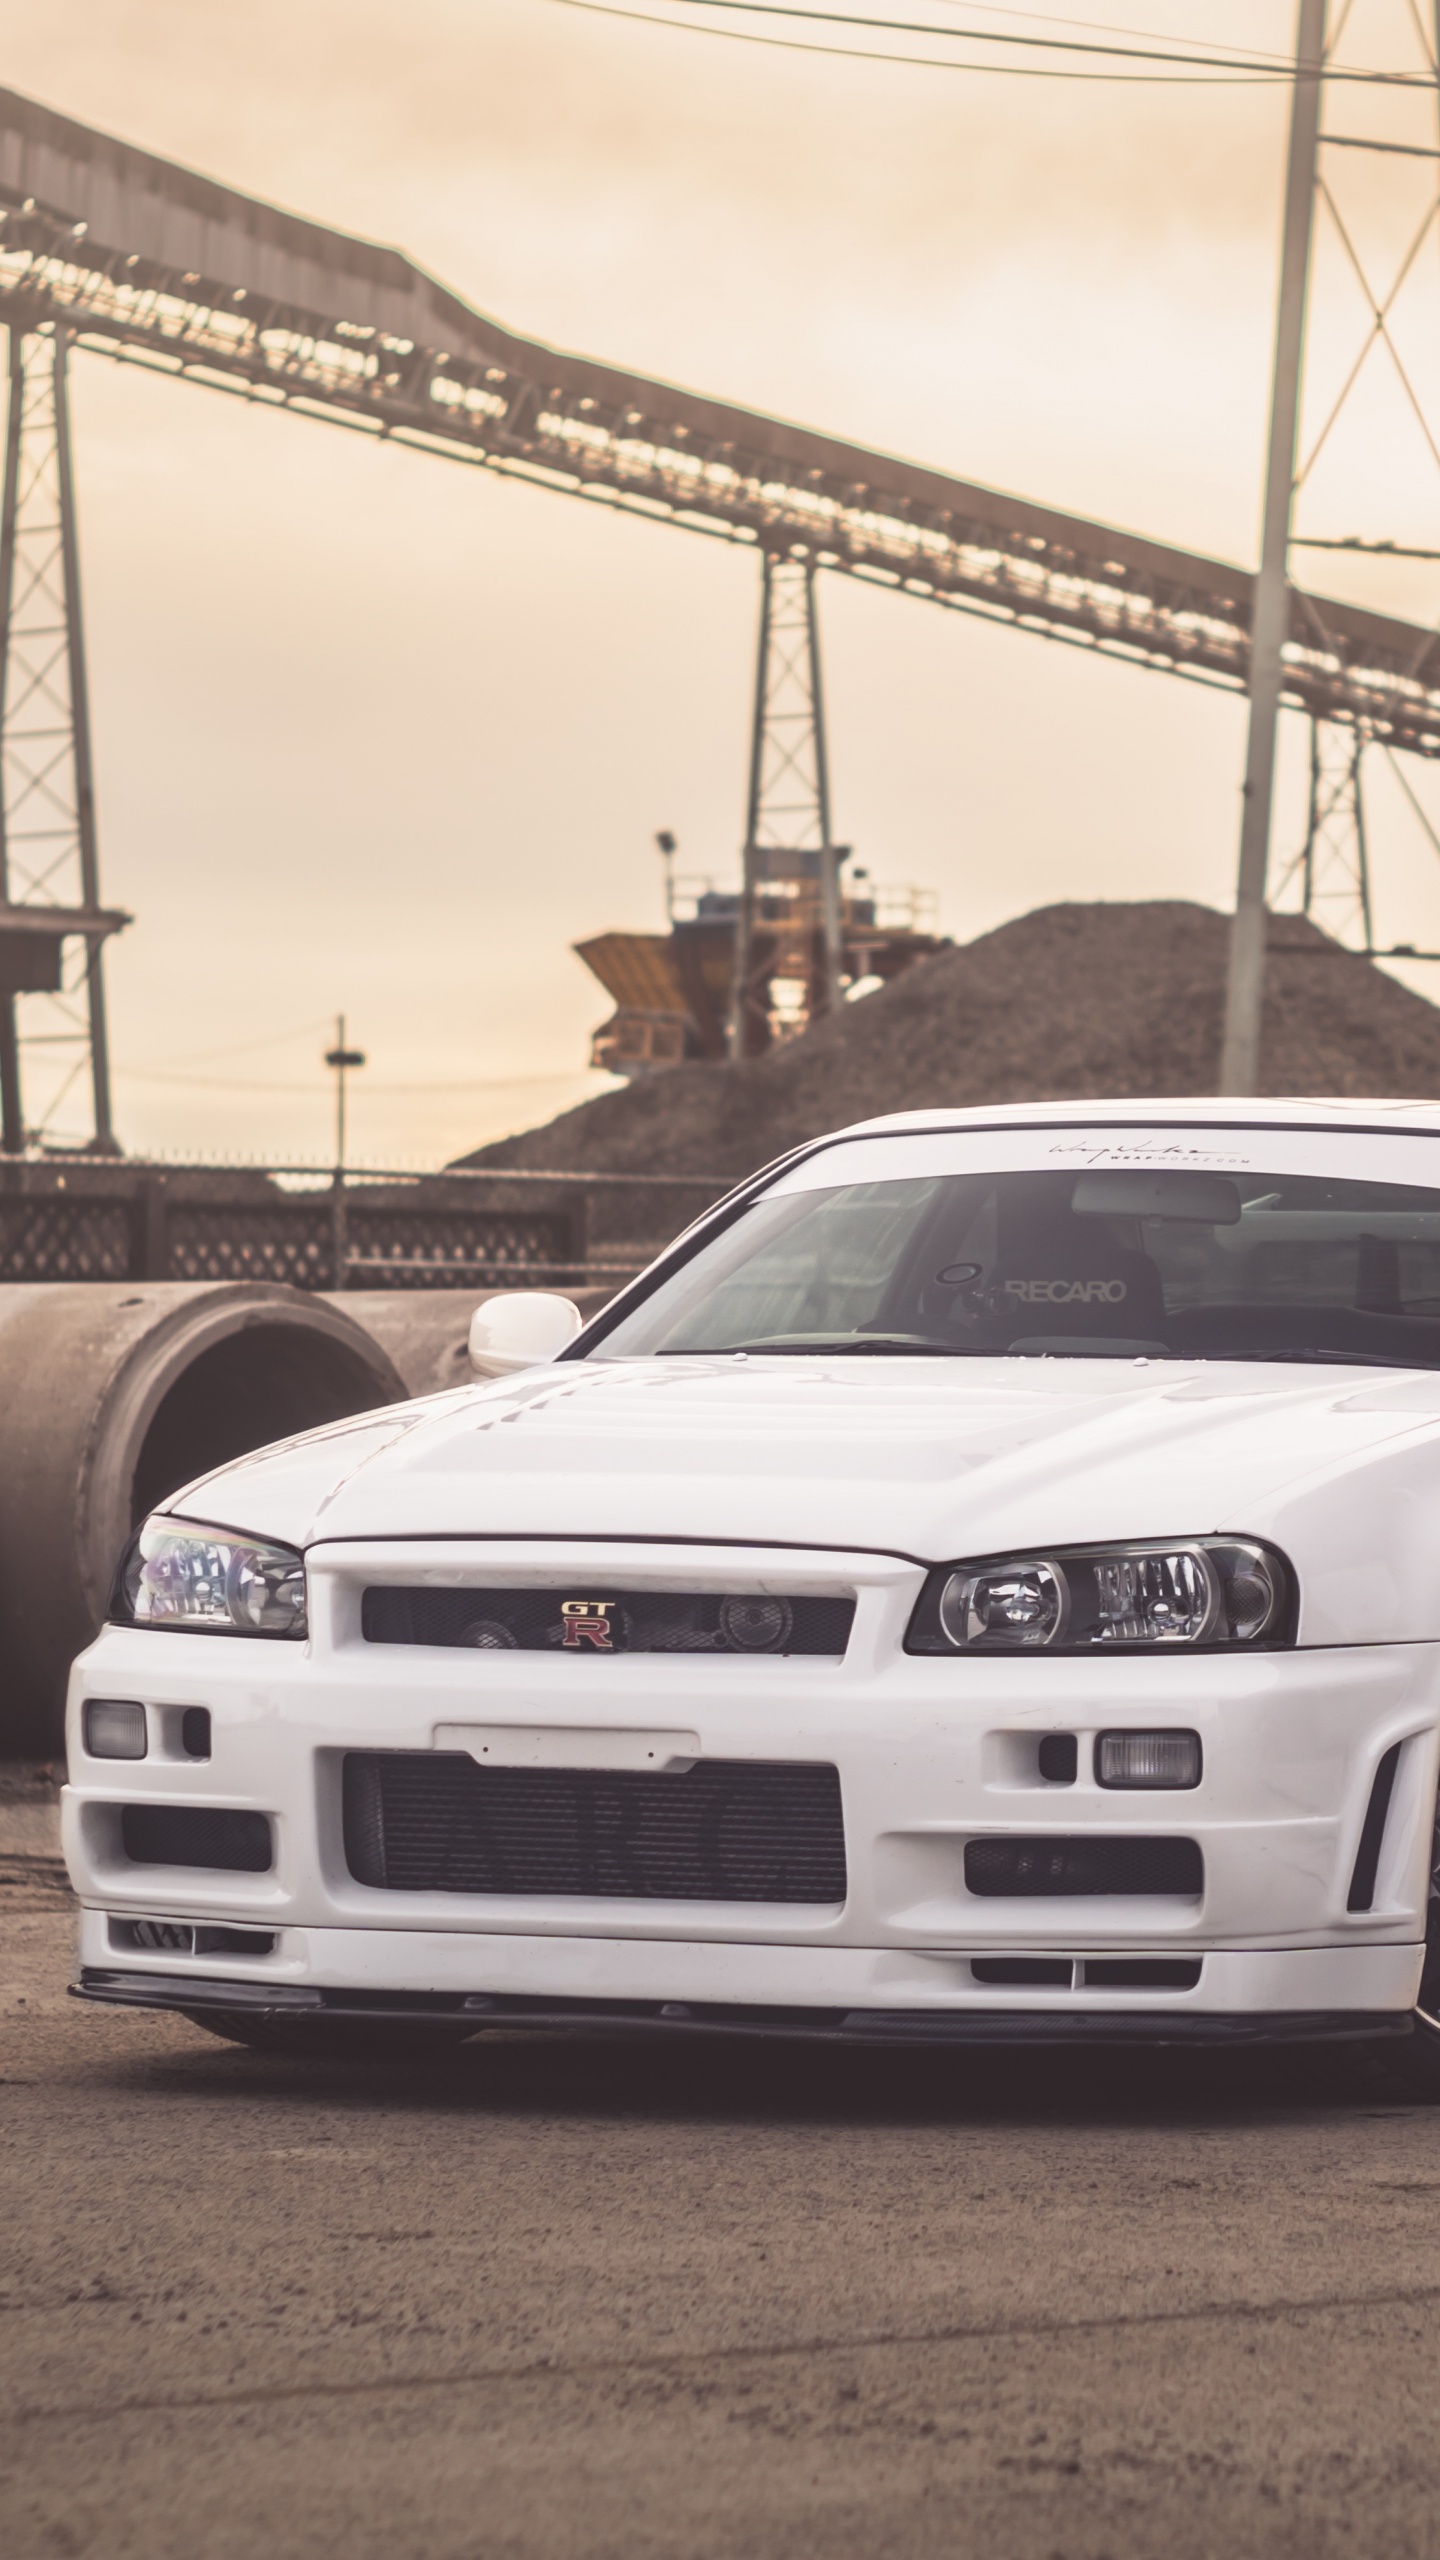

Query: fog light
[84,1698,147,1759]
[1096,1730,1201,1789]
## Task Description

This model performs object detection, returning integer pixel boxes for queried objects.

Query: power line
[540,0,1439,84]
[539,0,1284,80]
[121,1015,334,1073]
[116,1065,594,1096]
[924,2,1324,69]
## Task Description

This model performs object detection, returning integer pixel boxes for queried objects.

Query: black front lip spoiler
[72,1968,1414,2047]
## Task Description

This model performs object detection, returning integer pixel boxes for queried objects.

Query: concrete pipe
[0,1281,405,1758]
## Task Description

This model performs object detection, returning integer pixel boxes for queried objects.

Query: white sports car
[62,1098,1440,2088]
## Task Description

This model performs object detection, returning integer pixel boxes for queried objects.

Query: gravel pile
[466,902,1440,1212]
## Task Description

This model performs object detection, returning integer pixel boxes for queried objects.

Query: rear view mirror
[1071,1170,1242,1225]
[469,1292,583,1378]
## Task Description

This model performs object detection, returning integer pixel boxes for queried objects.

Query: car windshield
[594,1126,1440,1367]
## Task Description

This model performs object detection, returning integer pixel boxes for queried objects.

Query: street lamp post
[324,1012,366,1286]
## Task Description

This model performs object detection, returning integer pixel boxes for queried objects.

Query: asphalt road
[6,1764,1440,2560]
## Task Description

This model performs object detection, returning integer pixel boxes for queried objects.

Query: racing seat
[977,1191,1168,1349]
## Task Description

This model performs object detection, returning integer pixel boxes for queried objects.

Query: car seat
[975,1184,1168,1347]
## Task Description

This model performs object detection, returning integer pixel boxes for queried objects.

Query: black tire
[1385,1814,1440,2096]
[181,2010,477,2060]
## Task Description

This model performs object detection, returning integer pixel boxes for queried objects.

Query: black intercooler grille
[343,1752,847,1904]
[964,1835,1203,1899]
[360,1585,854,1657]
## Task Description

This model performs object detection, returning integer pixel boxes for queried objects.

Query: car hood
[165,1353,1440,1642]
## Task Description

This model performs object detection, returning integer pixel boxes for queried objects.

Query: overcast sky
[4,0,1440,1160]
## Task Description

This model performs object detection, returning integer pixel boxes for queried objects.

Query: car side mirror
[468,1291,583,1378]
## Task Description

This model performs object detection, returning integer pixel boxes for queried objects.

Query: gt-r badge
[560,1599,617,1650]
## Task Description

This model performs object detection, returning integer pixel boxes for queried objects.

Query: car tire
[181,2011,477,2060]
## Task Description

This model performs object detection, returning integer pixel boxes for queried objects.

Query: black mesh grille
[361,1586,854,1657]
[119,1806,273,1872]
[964,1836,1203,1898]
[343,1752,847,1903]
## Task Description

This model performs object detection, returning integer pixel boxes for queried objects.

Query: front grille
[343,1751,847,1904]
[964,1836,1203,1899]
[119,1806,272,1872]
[361,1585,854,1657]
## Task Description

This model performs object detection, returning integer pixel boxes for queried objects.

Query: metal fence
[0,1160,732,1290]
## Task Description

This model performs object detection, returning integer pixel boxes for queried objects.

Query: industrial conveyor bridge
[4,85,1438,746]
[0,79,1435,1144]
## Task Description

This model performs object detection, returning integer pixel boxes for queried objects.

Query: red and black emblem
[560,1599,617,1651]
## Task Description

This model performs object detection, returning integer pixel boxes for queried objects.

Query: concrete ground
[5,1763,1440,2560]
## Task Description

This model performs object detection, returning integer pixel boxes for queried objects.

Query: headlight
[111,1517,308,1639]
[906,1539,1292,1654]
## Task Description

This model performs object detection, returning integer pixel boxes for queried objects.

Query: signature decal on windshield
[560,1599,617,1651]
[1045,1141,1256,1168]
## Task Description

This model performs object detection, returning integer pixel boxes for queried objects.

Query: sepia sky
[4,0,1440,1161]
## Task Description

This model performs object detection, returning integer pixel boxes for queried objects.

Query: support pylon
[1219,0,1326,1093]
[727,551,845,1060]
[0,324,124,1153]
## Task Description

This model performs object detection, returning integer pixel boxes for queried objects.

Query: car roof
[822,1096,1440,1142]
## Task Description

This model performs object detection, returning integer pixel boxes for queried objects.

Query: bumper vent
[965,1836,1203,1899]
[109,1917,275,1957]
[343,1751,847,1905]
[1083,1958,1202,1989]
[969,1956,1204,1991]
[361,1586,855,1657]
[971,1956,1072,1987]
[119,1806,272,1872]
[1347,1743,1402,1913]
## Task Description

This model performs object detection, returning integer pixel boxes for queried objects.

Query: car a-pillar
[0,1281,407,1756]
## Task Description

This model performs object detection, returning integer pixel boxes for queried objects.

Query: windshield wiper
[1216,1347,1440,1370]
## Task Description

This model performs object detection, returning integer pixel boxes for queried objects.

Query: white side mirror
[468,1291,583,1378]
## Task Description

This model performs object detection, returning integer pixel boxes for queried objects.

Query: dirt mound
[465,903,1440,1200]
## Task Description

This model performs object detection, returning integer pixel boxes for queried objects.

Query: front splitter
[72,1968,1413,2047]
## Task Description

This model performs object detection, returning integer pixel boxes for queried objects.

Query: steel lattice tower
[1272,717,1374,953]
[727,551,844,1059]
[0,323,124,1154]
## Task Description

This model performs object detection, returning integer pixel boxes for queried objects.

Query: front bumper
[71,1977,1415,2048]
[63,1538,1440,2034]
[72,1929,1422,2044]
